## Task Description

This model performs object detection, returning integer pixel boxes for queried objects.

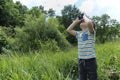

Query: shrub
[12,14,70,52]
[0,27,8,54]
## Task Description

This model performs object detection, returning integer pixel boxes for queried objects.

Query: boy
[66,14,97,80]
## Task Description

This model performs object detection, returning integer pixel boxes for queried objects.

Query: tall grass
[0,41,120,80]
[96,41,120,80]
[0,49,78,80]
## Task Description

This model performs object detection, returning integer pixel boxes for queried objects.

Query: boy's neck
[82,28,88,32]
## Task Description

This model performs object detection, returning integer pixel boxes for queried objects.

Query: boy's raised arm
[66,18,81,36]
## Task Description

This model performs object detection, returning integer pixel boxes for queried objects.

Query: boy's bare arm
[66,18,81,36]
[83,15,94,33]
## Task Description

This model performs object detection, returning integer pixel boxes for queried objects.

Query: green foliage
[0,0,119,45]
[0,0,24,27]
[28,6,42,18]
[0,1,120,80]
[0,27,8,53]
[15,1,28,26]
[57,5,81,44]
[92,14,120,43]
[96,41,120,80]
[57,5,120,44]
[11,14,70,52]
[0,0,32,27]
[0,41,120,80]
[15,1,28,15]
[47,8,55,17]
[61,5,80,28]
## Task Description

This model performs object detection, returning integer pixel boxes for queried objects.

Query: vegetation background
[0,0,120,80]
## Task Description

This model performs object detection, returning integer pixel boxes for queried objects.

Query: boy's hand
[74,18,83,24]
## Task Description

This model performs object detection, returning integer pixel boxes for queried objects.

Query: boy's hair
[92,22,96,31]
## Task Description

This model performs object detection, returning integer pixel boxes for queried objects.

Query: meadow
[0,41,120,80]
[0,0,120,80]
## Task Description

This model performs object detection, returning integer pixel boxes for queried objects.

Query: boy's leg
[78,59,87,80]
[86,58,97,80]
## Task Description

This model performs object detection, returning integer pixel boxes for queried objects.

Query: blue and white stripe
[76,29,96,59]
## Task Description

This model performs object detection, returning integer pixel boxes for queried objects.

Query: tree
[39,5,47,14]
[28,6,41,17]
[61,5,80,28]
[47,8,55,17]
[0,0,22,27]
[28,5,47,18]
[15,1,28,26]
[92,14,120,43]
[15,1,28,15]
[57,5,81,44]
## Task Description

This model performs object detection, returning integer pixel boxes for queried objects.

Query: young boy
[67,14,97,80]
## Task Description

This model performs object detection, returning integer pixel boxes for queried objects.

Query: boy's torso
[76,29,96,59]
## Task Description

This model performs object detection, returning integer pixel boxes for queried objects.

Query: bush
[12,14,70,52]
[0,27,8,54]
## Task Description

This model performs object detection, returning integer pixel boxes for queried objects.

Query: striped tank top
[75,28,96,59]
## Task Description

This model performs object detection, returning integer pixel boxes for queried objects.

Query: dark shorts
[78,58,97,80]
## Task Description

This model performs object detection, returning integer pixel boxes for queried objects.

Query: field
[0,0,120,80]
[0,41,120,80]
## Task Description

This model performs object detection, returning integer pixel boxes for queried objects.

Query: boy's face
[80,20,87,31]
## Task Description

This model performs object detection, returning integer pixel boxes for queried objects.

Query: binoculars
[78,13,84,20]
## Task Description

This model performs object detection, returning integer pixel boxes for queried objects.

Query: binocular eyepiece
[78,13,84,20]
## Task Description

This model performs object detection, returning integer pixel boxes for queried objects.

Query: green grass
[0,41,120,80]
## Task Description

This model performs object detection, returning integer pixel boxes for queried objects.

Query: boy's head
[78,13,96,31]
